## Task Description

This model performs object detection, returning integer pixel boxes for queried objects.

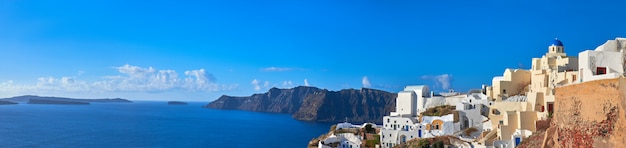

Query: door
[418,130,422,138]
[548,103,554,113]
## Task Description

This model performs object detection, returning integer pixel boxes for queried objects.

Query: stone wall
[549,78,626,147]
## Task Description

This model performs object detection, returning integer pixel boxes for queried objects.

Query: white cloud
[117,64,156,78]
[281,80,293,87]
[251,79,261,91]
[304,79,310,86]
[263,81,270,87]
[250,79,299,90]
[362,76,372,88]
[183,69,218,91]
[421,74,454,90]
[0,64,237,94]
[261,67,293,72]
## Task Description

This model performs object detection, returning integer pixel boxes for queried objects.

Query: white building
[318,133,362,148]
[579,37,626,82]
[380,85,432,148]
[380,85,491,148]
[454,93,492,132]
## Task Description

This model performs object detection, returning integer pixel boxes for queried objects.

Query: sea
[0,101,333,148]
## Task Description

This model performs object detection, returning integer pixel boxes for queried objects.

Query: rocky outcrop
[206,86,396,123]
[545,78,626,148]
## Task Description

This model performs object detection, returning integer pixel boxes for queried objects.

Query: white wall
[380,116,421,148]
[395,91,416,116]
[579,49,624,82]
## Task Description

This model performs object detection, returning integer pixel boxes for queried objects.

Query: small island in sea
[0,100,18,105]
[167,101,188,105]
[28,99,90,105]
[0,95,132,105]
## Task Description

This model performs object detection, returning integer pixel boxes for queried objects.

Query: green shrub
[418,139,430,148]
[366,139,380,147]
[548,112,553,118]
[432,140,444,148]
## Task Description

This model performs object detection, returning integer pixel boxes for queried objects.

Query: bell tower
[546,38,566,57]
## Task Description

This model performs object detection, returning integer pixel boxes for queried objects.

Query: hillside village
[310,37,626,148]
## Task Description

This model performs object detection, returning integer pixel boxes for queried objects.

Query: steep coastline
[206,86,322,113]
[292,88,396,123]
[205,86,396,123]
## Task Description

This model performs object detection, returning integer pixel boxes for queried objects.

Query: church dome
[550,38,563,46]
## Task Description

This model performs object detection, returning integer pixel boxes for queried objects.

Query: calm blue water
[0,101,333,148]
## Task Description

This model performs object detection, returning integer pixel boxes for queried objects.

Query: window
[435,124,439,130]
[493,109,501,115]
[387,119,390,123]
[597,67,607,75]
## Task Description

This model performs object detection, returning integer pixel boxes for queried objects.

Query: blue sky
[2,0,626,101]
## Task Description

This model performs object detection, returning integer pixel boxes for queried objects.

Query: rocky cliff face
[543,78,626,148]
[205,86,396,123]
[292,88,396,123]
[206,86,322,113]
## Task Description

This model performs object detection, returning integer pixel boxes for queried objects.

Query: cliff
[542,78,626,148]
[292,88,396,123]
[205,86,396,123]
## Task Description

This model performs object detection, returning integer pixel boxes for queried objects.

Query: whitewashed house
[579,37,626,82]
[380,85,492,148]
